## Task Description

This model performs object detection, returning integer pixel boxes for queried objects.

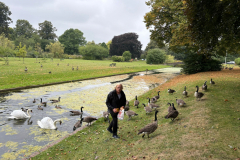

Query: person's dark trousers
[108,109,118,135]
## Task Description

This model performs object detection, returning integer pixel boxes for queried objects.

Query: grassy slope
[0,58,168,90]
[32,68,240,160]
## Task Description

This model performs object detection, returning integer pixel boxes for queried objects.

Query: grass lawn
[31,68,240,160]
[0,58,169,90]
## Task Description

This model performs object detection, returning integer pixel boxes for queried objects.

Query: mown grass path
[31,68,240,160]
[0,58,168,90]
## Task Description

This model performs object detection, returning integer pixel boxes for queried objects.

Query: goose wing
[83,116,97,122]
[138,121,158,134]
[165,110,179,119]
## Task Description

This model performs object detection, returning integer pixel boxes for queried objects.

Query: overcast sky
[2,0,151,49]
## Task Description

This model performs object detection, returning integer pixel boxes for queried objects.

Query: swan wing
[10,110,28,119]
[38,117,56,129]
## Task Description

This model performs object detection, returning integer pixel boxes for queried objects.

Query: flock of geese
[7,78,215,138]
[7,96,97,130]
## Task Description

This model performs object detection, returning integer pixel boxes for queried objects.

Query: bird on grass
[182,86,188,97]
[165,103,178,121]
[176,99,186,107]
[134,95,139,108]
[142,103,152,115]
[202,81,207,91]
[153,91,161,100]
[125,110,138,121]
[103,111,110,123]
[194,86,204,101]
[24,67,28,72]
[168,89,176,94]
[210,78,215,85]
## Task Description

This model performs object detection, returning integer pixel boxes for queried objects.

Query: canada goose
[70,106,84,116]
[41,64,43,68]
[24,67,28,72]
[55,105,62,109]
[73,117,83,131]
[195,86,204,101]
[33,99,36,103]
[37,106,43,110]
[182,86,188,97]
[82,116,98,126]
[50,97,61,103]
[210,78,215,85]
[40,98,47,106]
[202,81,207,91]
[142,103,152,114]
[21,107,28,112]
[138,110,158,138]
[134,96,139,108]
[125,100,130,111]
[168,89,176,94]
[176,99,186,107]
[103,111,110,123]
[154,91,160,100]
[72,67,74,71]
[125,110,138,121]
[149,97,157,103]
[49,71,51,74]
[165,103,179,121]
[57,63,59,66]
[147,98,160,110]
[77,66,79,70]
[229,67,234,70]
[167,102,173,113]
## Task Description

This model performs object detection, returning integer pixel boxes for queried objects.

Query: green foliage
[0,33,15,64]
[140,53,146,59]
[15,19,35,38]
[122,51,131,62]
[235,58,240,65]
[112,55,124,62]
[106,40,112,50]
[79,44,108,60]
[182,53,222,74]
[45,41,65,58]
[165,55,175,63]
[59,28,86,55]
[100,42,108,49]
[38,20,57,40]
[146,48,167,64]
[17,42,27,63]
[0,2,12,38]
[212,54,239,63]
[145,40,159,53]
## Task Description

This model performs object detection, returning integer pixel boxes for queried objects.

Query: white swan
[8,109,32,119]
[37,117,62,129]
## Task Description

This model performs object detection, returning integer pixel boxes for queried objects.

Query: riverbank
[31,68,240,159]
[0,58,169,90]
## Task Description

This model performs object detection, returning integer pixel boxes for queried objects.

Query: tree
[122,51,131,62]
[0,2,12,38]
[106,40,112,50]
[100,42,108,49]
[146,48,167,64]
[79,45,108,60]
[17,42,27,63]
[38,20,57,40]
[0,33,14,64]
[45,41,64,58]
[110,33,142,58]
[15,19,35,38]
[59,28,86,55]
[145,40,159,54]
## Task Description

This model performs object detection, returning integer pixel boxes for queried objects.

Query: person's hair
[115,83,123,90]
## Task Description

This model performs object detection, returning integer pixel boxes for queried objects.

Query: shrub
[122,51,131,62]
[112,56,123,62]
[235,58,240,65]
[79,45,108,60]
[165,55,175,63]
[146,48,167,64]
[182,53,222,74]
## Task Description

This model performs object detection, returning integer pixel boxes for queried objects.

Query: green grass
[0,58,168,90]
[31,69,240,159]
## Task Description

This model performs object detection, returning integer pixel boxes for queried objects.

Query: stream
[0,67,181,159]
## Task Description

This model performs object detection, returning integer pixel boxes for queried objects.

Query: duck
[125,100,130,111]
[182,86,188,97]
[134,96,139,108]
[33,98,36,103]
[195,86,204,101]
[176,99,186,107]
[165,103,179,121]
[202,81,207,91]
[138,110,158,138]
[55,105,62,109]
[154,91,161,100]
[37,106,43,110]
[70,106,84,116]
[210,78,215,85]
[50,97,61,103]
[168,89,176,94]
[21,107,28,112]
[142,103,152,115]
[103,111,110,123]
[82,116,98,126]
[125,110,138,121]
[147,98,160,110]
[40,98,47,106]
[37,117,62,130]
[8,109,32,119]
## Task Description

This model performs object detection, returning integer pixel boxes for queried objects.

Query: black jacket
[106,90,126,110]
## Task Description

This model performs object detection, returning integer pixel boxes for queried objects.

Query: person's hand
[113,108,118,113]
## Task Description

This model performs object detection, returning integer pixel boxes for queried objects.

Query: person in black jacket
[106,83,126,138]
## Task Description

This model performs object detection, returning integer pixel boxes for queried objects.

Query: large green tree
[15,19,35,38]
[38,20,57,40]
[59,28,86,55]
[145,40,159,54]
[110,33,142,58]
[0,2,12,38]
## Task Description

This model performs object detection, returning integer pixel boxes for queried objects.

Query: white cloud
[3,0,151,49]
